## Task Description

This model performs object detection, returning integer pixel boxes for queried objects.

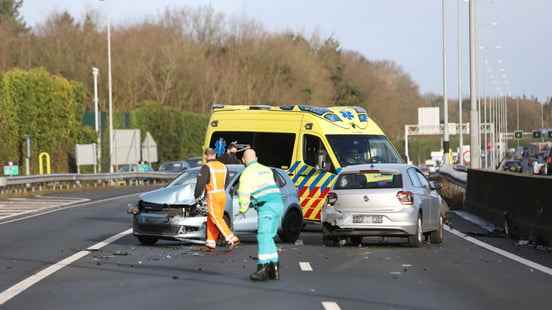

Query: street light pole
[92,67,101,173]
[442,0,450,164]
[99,0,114,173]
[469,0,481,168]
[106,7,114,173]
[457,0,464,165]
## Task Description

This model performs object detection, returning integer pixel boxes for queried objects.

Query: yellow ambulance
[203,104,403,222]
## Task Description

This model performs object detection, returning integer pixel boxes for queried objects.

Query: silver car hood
[139,184,197,205]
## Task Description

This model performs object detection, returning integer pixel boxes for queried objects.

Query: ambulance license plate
[352,215,383,224]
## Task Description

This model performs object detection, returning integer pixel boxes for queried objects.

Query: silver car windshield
[168,170,238,188]
[168,170,199,187]
[335,171,403,190]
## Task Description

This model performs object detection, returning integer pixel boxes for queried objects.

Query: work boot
[249,264,270,281]
[268,262,280,280]
[226,237,240,252]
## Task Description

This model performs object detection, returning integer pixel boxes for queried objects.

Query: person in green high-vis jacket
[238,149,284,281]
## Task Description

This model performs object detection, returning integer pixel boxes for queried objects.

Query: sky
[21,0,552,101]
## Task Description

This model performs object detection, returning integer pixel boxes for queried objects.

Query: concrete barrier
[465,169,552,245]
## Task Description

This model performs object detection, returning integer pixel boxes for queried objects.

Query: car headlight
[127,204,140,215]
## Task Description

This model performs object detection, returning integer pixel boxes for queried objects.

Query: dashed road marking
[0,196,90,221]
[0,228,132,306]
[321,301,342,310]
[445,225,552,277]
[299,261,313,272]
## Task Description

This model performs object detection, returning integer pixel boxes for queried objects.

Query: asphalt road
[1,187,551,310]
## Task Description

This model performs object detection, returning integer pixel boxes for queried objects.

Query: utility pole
[99,0,114,173]
[442,0,450,164]
[457,0,464,165]
[92,67,101,173]
[484,96,488,169]
[469,0,480,168]
[107,8,114,173]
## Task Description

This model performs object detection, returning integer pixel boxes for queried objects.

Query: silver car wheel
[417,217,423,243]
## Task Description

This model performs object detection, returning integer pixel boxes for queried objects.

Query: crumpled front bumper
[133,213,207,244]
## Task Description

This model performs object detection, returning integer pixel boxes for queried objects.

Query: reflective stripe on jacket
[238,161,280,212]
[206,161,227,194]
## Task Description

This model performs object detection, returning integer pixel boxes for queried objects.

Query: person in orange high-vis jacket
[194,148,240,252]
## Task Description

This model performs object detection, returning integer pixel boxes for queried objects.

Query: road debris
[390,272,401,279]
[113,250,129,256]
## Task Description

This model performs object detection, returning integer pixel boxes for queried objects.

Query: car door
[229,178,258,232]
[414,170,435,230]
[406,168,431,231]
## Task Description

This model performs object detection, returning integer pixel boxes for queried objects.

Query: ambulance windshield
[326,135,402,167]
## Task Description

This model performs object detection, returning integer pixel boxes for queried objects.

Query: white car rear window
[335,171,403,190]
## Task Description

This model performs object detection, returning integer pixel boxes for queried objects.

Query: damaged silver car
[129,165,303,245]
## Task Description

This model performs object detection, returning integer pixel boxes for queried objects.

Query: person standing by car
[219,142,242,165]
[238,149,284,281]
[194,148,240,252]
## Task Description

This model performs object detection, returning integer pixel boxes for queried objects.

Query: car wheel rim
[417,218,423,243]
[439,216,444,238]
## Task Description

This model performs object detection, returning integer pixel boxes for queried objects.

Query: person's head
[242,149,257,165]
[204,148,216,161]
[227,143,238,154]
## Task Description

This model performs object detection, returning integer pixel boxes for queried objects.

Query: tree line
[1,1,550,168]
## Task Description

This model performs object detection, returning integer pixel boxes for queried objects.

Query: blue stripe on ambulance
[297,167,317,189]
[292,165,308,183]
[308,170,328,191]
[288,161,300,174]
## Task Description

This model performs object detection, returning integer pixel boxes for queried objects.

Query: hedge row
[0,68,95,173]
[129,101,209,162]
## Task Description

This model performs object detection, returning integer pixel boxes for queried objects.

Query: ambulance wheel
[279,208,303,243]
[137,236,158,246]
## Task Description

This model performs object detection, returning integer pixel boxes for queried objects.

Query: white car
[322,164,448,247]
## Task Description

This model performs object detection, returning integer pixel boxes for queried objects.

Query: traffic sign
[514,130,523,139]
[533,131,542,139]
[3,165,19,176]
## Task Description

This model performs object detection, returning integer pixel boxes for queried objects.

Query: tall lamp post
[92,67,101,173]
[469,0,481,168]
[457,0,464,165]
[99,0,114,173]
[442,0,450,164]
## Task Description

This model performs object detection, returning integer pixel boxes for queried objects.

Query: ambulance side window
[303,134,335,173]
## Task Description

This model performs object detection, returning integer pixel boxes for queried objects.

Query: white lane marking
[0,193,137,225]
[299,262,313,272]
[445,225,552,277]
[0,228,132,306]
[321,301,342,310]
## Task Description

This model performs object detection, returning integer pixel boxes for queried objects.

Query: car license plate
[352,215,383,224]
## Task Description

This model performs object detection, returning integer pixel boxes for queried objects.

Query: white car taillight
[396,191,414,205]
[327,192,338,206]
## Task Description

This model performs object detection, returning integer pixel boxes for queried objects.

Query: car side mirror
[429,181,441,191]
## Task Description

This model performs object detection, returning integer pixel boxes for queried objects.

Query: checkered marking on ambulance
[287,161,341,221]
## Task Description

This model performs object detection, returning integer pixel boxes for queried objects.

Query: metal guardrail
[0,172,179,195]
[2,172,179,186]
[437,167,467,189]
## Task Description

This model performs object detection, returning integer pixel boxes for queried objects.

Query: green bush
[130,101,209,162]
[0,68,95,173]
[0,72,19,163]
